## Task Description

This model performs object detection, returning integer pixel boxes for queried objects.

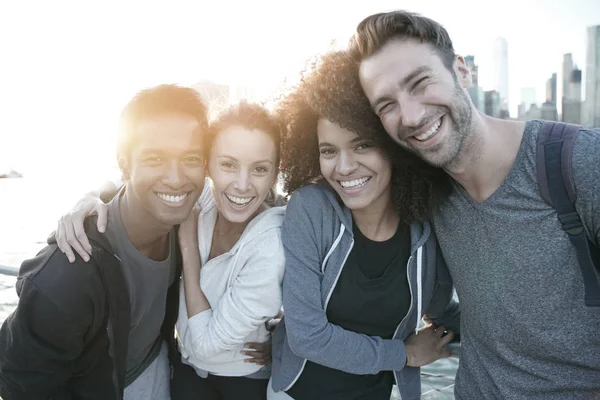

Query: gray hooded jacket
[271,183,460,400]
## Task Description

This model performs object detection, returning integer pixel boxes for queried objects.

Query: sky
[1,0,599,180]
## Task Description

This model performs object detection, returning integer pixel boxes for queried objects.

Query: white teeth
[339,177,370,189]
[226,194,253,206]
[157,193,188,203]
[415,119,442,141]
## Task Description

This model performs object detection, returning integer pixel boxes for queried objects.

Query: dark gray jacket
[0,218,182,400]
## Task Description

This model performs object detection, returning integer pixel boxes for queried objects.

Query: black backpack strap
[102,254,130,399]
[90,246,130,399]
[537,122,578,205]
[162,226,183,374]
[85,220,130,399]
[537,121,600,307]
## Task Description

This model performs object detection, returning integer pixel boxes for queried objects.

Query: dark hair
[348,10,456,70]
[208,101,286,206]
[117,84,208,165]
[277,50,451,223]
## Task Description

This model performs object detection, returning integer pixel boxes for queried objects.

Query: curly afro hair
[276,50,451,223]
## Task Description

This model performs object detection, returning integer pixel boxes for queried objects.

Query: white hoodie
[176,182,285,377]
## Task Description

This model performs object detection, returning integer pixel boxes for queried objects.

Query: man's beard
[404,87,473,169]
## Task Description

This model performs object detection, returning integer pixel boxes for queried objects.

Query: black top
[287,220,412,400]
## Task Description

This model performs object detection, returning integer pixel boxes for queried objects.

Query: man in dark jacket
[0,84,208,400]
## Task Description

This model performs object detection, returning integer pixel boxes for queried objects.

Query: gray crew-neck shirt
[105,192,176,385]
[432,120,600,399]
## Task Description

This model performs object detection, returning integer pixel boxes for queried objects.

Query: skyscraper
[493,37,509,111]
[546,73,557,106]
[541,103,558,121]
[465,55,485,112]
[543,73,558,121]
[468,86,485,113]
[570,69,583,102]
[485,90,501,118]
[563,69,582,124]
[562,53,574,101]
[464,55,479,86]
[582,25,600,128]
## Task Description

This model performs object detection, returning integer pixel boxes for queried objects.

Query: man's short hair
[348,10,456,70]
[117,84,209,164]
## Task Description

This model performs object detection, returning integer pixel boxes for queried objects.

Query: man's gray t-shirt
[432,120,600,399]
[105,194,176,385]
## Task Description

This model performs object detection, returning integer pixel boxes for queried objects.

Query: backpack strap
[95,247,130,399]
[162,226,183,376]
[537,121,600,307]
[536,122,578,205]
[85,219,130,399]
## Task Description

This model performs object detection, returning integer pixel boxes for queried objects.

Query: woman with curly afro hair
[268,51,460,400]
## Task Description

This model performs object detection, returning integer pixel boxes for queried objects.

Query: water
[0,176,103,328]
[0,177,457,398]
[0,176,113,268]
[0,275,18,324]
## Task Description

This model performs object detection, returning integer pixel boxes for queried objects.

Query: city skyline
[1,0,599,177]
[462,25,600,123]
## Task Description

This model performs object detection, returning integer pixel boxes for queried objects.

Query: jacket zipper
[283,225,353,391]
[391,245,423,391]
[284,231,423,393]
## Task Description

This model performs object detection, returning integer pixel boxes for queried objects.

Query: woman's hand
[241,338,272,366]
[404,324,454,367]
[56,196,108,263]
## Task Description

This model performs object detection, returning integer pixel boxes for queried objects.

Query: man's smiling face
[359,38,474,168]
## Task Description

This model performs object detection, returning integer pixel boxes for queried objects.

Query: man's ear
[454,56,472,89]
[118,157,130,181]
